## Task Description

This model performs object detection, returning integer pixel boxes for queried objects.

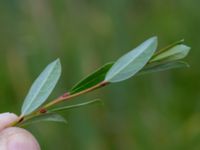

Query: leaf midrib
[22,65,55,114]
[106,46,147,81]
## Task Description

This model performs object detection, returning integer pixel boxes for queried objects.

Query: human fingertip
[0,113,18,131]
[0,127,40,150]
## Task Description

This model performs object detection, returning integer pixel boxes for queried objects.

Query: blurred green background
[0,0,199,149]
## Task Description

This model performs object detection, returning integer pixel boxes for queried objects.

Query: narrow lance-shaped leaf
[21,59,61,115]
[138,61,189,75]
[105,36,158,82]
[70,63,113,94]
[152,39,184,57]
[49,99,102,113]
[19,113,67,127]
[150,44,190,63]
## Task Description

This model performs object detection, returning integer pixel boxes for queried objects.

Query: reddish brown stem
[10,81,109,127]
[43,81,109,109]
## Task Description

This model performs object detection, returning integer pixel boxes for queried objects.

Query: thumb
[0,127,40,150]
[0,113,18,132]
[0,113,40,150]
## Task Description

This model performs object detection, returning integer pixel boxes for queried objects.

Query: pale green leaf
[21,59,61,115]
[49,99,102,113]
[138,61,189,75]
[150,44,190,63]
[105,36,158,82]
[19,113,67,126]
[152,39,184,57]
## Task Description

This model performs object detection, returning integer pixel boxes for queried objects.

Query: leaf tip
[184,62,190,68]
[180,39,185,43]
[54,58,62,74]
[179,44,191,56]
[149,36,158,48]
[55,58,61,65]
[151,36,158,40]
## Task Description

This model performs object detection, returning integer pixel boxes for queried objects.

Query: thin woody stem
[10,81,109,127]
[43,81,109,109]
[7,115,24,127]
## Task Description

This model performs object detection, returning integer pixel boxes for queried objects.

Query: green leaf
[19,113,67,126]
[150,44,190,63]
[49,99,102,113]
[152,39,184,57]
[138,61,189,75]
[105,36,158,82]
[21,59,62,115]
[69,63,113,94]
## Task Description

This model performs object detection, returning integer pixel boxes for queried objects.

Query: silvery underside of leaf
[105,36,158,82]
[21,58,62,115]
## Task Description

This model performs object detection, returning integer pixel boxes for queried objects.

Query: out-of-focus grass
[0,0,200,149]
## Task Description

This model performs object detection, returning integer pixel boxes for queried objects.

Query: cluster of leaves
[10,36,190,127]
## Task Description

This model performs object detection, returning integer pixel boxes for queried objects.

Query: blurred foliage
[0,0,200,149]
